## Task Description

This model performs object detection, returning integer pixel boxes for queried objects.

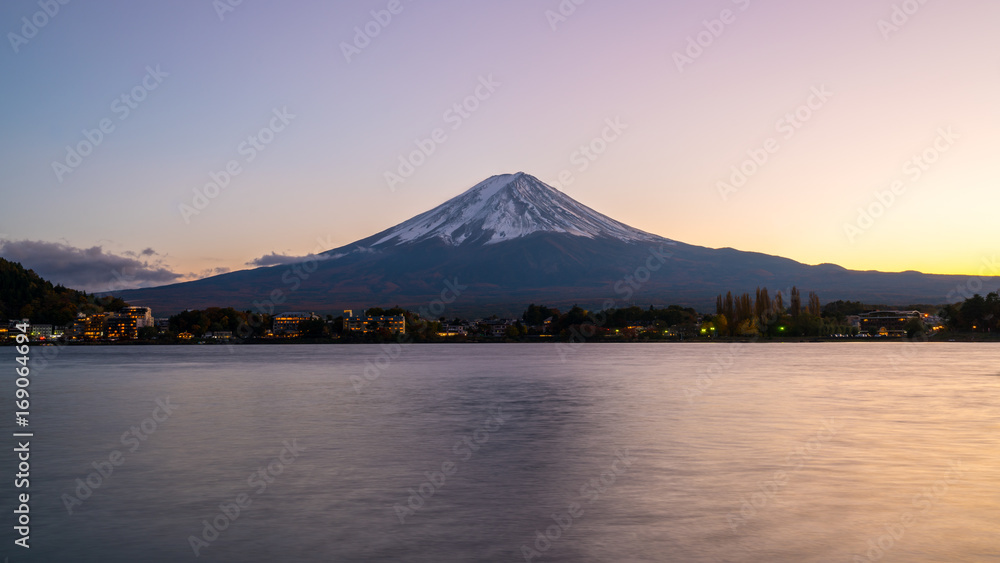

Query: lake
[1,343,998,562]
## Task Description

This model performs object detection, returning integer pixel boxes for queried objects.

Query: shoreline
[5,334,998,347]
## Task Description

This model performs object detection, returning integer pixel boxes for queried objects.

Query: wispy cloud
[198,266,232,278]
[245,251,319,267]
[0,239,183,292]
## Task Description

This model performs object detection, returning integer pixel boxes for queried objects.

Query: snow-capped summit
[368,172,668,248]
[113,170,1000,316]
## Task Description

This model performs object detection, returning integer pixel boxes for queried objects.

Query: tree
[808,292,821,317]
[904,318,925,339]
[95,295,129,312]
[299,318,328,338]
[505,325,521,340]
[523,304,559,326]
[736,318,757,336]
[0,257,110,325]
[960,294,988,331]
[753,287,773,333]
[941,291,1000,332]
[560,305,591,329]
[737,293,753,327]
[724,292,735,334]
[986,292,1000,331]
[821,300,869,322]
[714,314,729,336]
[138,326,159,340]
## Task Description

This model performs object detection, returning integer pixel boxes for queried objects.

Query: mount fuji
[113,173,994,315]
[362,172,664,248]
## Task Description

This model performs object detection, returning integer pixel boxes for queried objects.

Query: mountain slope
[109,173,999,316]
[359,172,666,248]
[0,257,118,325]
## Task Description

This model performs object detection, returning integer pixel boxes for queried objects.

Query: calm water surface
[1,343,998,562]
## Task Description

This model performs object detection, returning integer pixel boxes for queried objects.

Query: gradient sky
[1,0,998,292]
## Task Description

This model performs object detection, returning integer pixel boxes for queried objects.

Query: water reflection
[0,343,997,562]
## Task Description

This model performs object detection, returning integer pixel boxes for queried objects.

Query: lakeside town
[5,297,997,345]
[3,256,996,344]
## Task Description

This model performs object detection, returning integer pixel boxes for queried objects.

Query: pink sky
[1,0,998,290]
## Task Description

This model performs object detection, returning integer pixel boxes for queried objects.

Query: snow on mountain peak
[370,173,668,247]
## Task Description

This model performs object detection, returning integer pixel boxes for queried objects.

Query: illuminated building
[82,314,108,340]
[343,310,405,335]
[273,312,318,336]
[30,324,53,339]
[859,311,922,337]
[105,307,154,340]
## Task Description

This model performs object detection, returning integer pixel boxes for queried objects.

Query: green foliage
[520,303,698,340]
[0,257,124,325]
[94,295,129,313]
[904,318,925,338]
[602,305,698,329]
[504,324,521,340]
[821,300,869,321]
[138,326,159,340]
[556,305,591,331]
[522,304,560,325]
[942,291,1000,332]
[711,287,856,337]
[169,307,251,337]
[299,318,328,338]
